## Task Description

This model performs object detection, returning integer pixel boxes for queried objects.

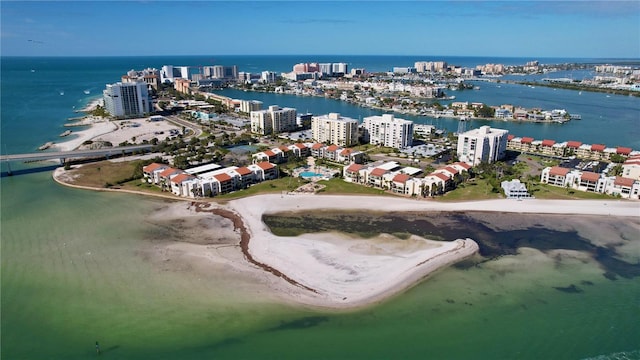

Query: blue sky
[1,1,639,58]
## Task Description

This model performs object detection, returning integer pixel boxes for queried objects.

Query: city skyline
[1,1,639,58]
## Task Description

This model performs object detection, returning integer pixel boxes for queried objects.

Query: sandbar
[224,194,637,308]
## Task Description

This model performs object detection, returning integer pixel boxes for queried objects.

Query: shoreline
[51,169,639,309]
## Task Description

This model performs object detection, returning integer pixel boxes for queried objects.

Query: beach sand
[223,194,638,308]
[51,165,640,309]
[53,116,180,152]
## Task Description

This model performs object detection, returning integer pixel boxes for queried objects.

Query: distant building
[240,100,263,113]
[250,105,297,135]
[392,67,416,74]
[103,81,152,118]
[363,114,414,149]
[211,65,238,80]
[456,125,509,166]
[261,71,277,83]
[121,68,160,90]
[311,113,359,146]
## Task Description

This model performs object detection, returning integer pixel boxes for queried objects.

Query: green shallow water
[2,171,639,359]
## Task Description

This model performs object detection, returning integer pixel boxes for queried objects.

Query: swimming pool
[299,171,324,179]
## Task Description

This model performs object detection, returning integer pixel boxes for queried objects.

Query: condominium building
[311,113,359,147]
[210,65,238,80]
[103,81,152,118]
[250,105,297,135]
[240,100,263,113]
[362,114,414,149]
[456,125,509,166]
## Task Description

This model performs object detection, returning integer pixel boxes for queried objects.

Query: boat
[59,91,64,96]
[84,89,91,94]
[570,114,581,120]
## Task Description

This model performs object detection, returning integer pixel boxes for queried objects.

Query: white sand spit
[228,194,638,308]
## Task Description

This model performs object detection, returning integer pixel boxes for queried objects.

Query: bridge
[0,144,155,163]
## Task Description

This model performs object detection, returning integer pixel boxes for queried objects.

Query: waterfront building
[261,71,277,83]
[332,63,348,76]
[393,67,416,74]
[240,100,263,113]
[311,113,359,147]
[121,68,160,90]
[456,125,509,166]
[211,65,238,80]
[250,105,297,135]
[103,81,152,118]
[363,114,414,149]
[319,63,333,77]
[622,156,640,180]
[501,179,532,199]
[293,63,319,74]
[541,166,640,200]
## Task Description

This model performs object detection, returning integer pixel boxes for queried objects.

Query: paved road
[0,144,154,163]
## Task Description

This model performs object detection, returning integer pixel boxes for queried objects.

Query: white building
[103,81,152,118]
[363,114,414,149]
[250,105,297,135]
[240,100,263,113]
[501,179,532,199]
[332,63,348,75]
[261,71,277,83]
[457,125,509,166]
[311,113,359,147]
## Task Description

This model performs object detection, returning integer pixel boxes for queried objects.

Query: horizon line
[2,54,639,60]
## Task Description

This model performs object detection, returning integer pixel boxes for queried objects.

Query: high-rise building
[311,113,359,146]
[319,63,333,77]
[261,71,277,83]
[240,100,263,113]
[250,105,297,135]
[103,82,152,118]
[212,65,238,80]
[363,114,414,149]
[332,63,348,76]
[456,125,509,166]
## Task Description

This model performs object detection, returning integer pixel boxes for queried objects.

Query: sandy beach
[53,116,180,152]
[53,118,117,152]
[222,194,638,308]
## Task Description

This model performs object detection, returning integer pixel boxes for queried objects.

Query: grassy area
[67,160,142,188]
[315,178,393,196]
[215,176,308,200]
[528,183,616,200]
[438,179,504,201]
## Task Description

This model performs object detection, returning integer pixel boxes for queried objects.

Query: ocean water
[2,56,640,359]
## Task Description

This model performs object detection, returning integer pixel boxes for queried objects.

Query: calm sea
[1,56,639,359]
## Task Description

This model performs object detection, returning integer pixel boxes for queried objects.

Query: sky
[1,1,639,58]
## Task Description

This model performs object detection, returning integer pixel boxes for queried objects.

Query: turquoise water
[299,171,323,178]
[2,56,640,359]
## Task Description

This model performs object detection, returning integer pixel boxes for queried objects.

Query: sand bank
[225,194,638,308]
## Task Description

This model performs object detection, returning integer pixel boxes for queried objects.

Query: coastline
[51,164,640,309]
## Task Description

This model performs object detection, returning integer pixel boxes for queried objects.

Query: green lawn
[215,177,308,200]
[438,179,504,201]
[528,183,616,200]
[315,178,392,196]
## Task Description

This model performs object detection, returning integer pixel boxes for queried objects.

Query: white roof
[185,163,222,175]
[401,166,423,176]
[378,161,401,171]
